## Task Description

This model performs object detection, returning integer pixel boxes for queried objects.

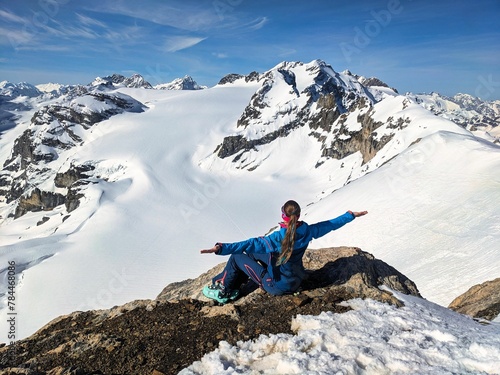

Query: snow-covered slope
[307,131,500,304]
[0,60,499,344]
[183,291,500,374]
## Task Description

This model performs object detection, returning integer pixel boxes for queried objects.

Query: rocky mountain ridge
[201,60,470,187]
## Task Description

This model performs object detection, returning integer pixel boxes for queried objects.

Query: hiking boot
[202,283,239,304]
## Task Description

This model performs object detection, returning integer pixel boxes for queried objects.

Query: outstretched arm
[200,236,272,255]
[309,210,368,239]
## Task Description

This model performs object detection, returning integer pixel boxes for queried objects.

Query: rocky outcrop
[217,71,260,85]
[448,278,500,321]
[218,73,245,85]
[310,98,395,165]
[14,188,66,218]
[0,247,420,375]
[54,163,96,189]
[157,247,420,304]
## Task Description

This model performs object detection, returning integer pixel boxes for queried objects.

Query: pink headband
[281,206,300,222]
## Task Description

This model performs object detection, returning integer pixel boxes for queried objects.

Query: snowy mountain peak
[91,73,153,89]
[206,59,403,172]
[154,75,206,90]
[0,86,145,219]
[0,80,42,98]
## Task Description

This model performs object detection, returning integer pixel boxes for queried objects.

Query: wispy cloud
[0,9,26,24]
[163,36,207,52]
[248,17,268,31]
[14,44,71,52]
[44,20,100,39]
[93,1,220,32]
[0,27,35,48]
[76,13,108,29]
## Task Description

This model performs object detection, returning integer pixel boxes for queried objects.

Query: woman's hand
[349,210,368,217]
[200,244,221,254]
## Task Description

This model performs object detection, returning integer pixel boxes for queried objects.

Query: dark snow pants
[212,252,285,295]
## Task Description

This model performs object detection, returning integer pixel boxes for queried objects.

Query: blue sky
[1,0,499,99]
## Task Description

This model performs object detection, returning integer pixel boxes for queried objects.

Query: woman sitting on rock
[200,200,368,303]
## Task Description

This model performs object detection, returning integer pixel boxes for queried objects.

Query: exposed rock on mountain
[217,71,260,85]
[344,71,398,94]
[358,76,390,88]
[448,277,500,321]
[92,73,153,89]
[0,247,420,375]
[14,188,66,218]
[211,60,404,170]
[218,73,245,85]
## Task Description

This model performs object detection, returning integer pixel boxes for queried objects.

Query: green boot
[202,283,239,304]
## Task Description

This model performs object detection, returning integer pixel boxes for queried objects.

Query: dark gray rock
[217,73,245,85]
[54,164,96,189]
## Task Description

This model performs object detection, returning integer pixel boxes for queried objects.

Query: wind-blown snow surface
[182,291,500,375]
[308,131,500,305]
[0,75,499,345]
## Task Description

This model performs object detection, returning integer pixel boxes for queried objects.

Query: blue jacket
[217,211,355,293]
